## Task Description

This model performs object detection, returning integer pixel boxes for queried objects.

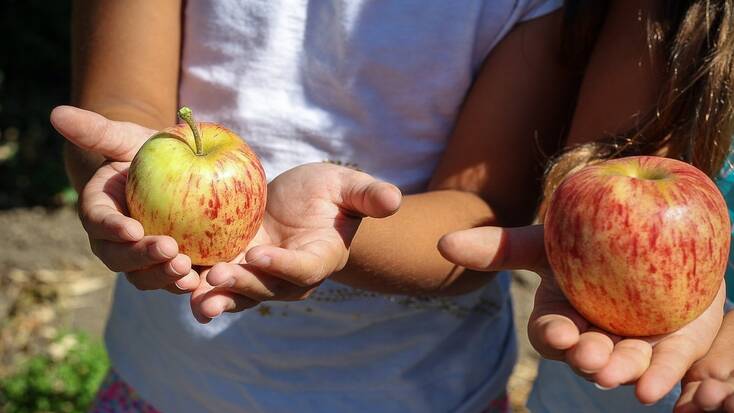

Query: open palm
[438,224,725,405]
[191,162,402,321]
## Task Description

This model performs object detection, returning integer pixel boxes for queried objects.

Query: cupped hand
[675,311,734,413]
[51,106,199,293]
[438,224,725,405]
[190,162,402,322]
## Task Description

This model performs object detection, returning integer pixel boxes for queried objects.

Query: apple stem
[178,106,204,156]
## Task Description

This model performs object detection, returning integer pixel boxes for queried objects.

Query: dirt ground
[0,206,541,412]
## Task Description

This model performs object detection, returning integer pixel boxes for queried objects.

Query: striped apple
[544,156,729,336]
[126,107,267,265]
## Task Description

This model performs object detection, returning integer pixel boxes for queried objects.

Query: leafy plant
[0,332,109,413]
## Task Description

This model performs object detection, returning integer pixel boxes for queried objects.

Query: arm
[65,0,181,191]
[54,0,199,294]
[441,0,727,405]
[332,9,578,295]
[562,0,665,148]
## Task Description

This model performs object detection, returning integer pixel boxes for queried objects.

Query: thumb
[50,105,154,161]
[339,171,402,218]
[437,224,548,273]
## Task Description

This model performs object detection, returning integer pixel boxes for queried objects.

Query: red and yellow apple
[544,156,729,336]
[125,107,267,265]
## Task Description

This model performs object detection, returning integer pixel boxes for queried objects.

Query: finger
[639,285,726,405]
[80,163,143,241]
[50,105,153,161]
[724,394,734,412]
[195,291,260,321]
[637,336,698,405]
[124,254,194,291]
[594,339,652,389]
[337,169,402,218]
[688,312,734,382]
[528,313,581,360]
[205,262,310,302]
[565,330,615,375]
[91,236,178,272]
[437,225,547,273]
[675,381,702,413]
[245,239,342,287]
[693,379,734,412]
[528,279,590,360]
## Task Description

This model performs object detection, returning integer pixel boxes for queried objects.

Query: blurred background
[0,1,541,412]
[1,1,114,412]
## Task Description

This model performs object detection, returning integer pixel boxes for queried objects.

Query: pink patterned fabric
[480,392,509,413]
[89,370,161,413]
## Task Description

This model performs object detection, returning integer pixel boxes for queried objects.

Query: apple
[544,156,729,336]
[125,107,267,265]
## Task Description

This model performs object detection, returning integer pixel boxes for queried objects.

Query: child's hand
[51,106,199,293]
[675,311,734,413]
[189,162,402,322]
[438,224,725,406]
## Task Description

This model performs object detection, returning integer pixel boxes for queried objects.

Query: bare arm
[333,10,579,295]
[563,0,665,148]
[64,4,575,298]
[65,0,182,191]
[440,2,727,405]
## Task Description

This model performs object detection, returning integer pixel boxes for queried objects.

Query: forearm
[333,190,505,296]
[65,0,181,190]
[332,11,573,296]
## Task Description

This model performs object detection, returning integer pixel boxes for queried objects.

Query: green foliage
[0,333,110,413]
[0,0,74,209]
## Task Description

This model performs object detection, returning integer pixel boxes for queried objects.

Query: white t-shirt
[105,1,562,412]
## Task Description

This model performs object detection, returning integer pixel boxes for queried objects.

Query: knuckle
[301,273,324,288]
[209,263,230,278]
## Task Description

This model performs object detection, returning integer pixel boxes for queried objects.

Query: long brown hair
[543,0,734,206]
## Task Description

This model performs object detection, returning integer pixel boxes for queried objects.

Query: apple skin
[544,156,729,336]
[126,121,267,266]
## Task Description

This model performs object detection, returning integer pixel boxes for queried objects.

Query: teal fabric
[714,153,734,299]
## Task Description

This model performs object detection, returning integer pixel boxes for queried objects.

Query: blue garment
[528,153,734,412]
[714,154,734,298]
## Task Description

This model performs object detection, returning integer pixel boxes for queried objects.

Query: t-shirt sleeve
[519,0,563,22]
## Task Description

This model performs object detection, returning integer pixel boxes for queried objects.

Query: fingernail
[249,254,271,268]
[170,256,189,276]
[594,383,616,391]
[175,271,198,291]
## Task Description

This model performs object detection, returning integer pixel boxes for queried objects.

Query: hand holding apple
[125,107,267,265]
[438,207,725,404]
[676,310,734,413]
[189,162,402,322]
[51,106,200,293]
